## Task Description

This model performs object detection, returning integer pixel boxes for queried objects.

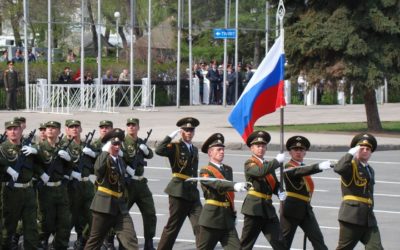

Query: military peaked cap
[66,119,81,127]
[39,123,46,129]
[45,121,61,128]
[101,128,125,144]
[246,131,271,147]
[286,135,311,151]
[201,133,225,153]
[99,120,113,127]
[176,117,200,128]
[350,133,377,152]
[13,117,26,123]
[5,121,21,129]
[126,118,139,125]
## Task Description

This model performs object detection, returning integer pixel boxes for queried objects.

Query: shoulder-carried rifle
[7,129,36,187]
[46,134,74,178]
[130,129,152,170]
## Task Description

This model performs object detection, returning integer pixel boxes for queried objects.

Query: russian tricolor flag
[228,35,286,141]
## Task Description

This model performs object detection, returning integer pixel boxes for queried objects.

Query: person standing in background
[3,61,19,110]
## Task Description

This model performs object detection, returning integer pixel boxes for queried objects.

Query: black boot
[74,235,85,250]
[144,238,155,250]
[101,235,116,250]
[10,234,20,250]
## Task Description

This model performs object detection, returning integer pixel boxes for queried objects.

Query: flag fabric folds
[228,35,286,142]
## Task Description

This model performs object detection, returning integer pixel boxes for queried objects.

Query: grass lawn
[256,121,400,135]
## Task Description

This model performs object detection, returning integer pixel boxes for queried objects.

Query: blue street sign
[213,28,237,39]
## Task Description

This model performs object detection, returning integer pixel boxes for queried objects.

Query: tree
[284,0,400,131]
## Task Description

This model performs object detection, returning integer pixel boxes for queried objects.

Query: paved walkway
[2,103,400,151]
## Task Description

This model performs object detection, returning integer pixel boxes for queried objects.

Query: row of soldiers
[0,116,383,250]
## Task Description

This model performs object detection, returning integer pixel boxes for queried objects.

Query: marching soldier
[63,120,97,249]
[84,128,139,250]
[38,123,47,142]
[197,133,248,250]
[122,118,156,250]
[240,131,288,250]
[156,117,202,250]
[334,133,384,249]
[0,121,41,249]
[35,121,72,249]
[3,61,19,110]
[280,135,330,249]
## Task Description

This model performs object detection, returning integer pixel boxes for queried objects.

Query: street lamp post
[114,11,120,62]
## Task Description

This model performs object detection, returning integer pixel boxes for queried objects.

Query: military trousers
[157,196,202,250]
[38,184,71,250]
[336,221,384,250]
[84,211,138,250]
[6,88,17,110]
[68,180,95,239]
[2,184,38,250]
[198,225,241,250]
[280,209,327,250]
[241,215,288,250]
[127,178,157,240]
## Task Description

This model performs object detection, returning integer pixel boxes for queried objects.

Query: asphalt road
[119,149,400,250]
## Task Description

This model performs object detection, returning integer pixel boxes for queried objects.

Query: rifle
[46,135,74,179]
[0,131,7,144]
[7,129,36,187]
[130,129,152,171]
[77,129,96,173]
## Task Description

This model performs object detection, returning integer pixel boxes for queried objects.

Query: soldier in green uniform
[156,117,202,249]
[37,123,47,142]
[63,120,97,249]
[35,121,72,250]
[280,135,331,250]
[197,133,248,250]
[240,131,288,250]
[122,118,156,250]
[3,61,19,110]
[84,128,139,250]
[334,133,384,250]
[0,121,41,249]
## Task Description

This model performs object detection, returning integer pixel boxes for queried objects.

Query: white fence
[27,82,156,114]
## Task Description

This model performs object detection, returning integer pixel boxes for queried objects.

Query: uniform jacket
[122,134,153,177]
[155,136,200,201]
[0,140,42,183]
[3,69,18,91]
[64,138,94,178]
[199,162,236,230]
[90,151,129,215]
[282,160,321,220]
[241,156,281,218]
[334,153,377,227]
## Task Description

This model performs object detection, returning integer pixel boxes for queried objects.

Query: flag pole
[276,0,286,192]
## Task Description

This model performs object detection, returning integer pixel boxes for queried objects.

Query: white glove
[126,166,136,177]
[275,153,286,163]
[234,182,247,192]
[82,147,96,158]
[118,150,123,157]
[278,191,287,201]
[88,174,97,184]
[21,145,38,156]
[6,167,19,182]
[58,150,71,161]
[139,144,149,155]
[168,129,181,139]
[40,173,50,184]
[318,160,332,170]
[348,145,360,156]
[71,171,82,181]
[102,141,112,152]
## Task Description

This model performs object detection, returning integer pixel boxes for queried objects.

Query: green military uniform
[85,128,138,250]
[122,118,156,250]
[156,117,202,250]
[197,133,241,250]
[35,121,72,250]
[239,131,287,250]
[3,61,18,110]
[0,121,40,249]
[63,120,96,249]
[280,136,328,250]
[334,133,383,250]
